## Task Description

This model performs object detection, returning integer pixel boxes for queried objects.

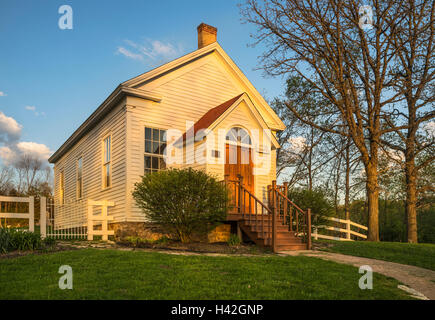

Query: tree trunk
[405,159,418,243]
[344,143,350,220]
[366,164,380,241]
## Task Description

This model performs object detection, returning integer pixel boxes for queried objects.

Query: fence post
[271,180,277,253]
[307,208,312,250]
[283,182,288,226]
[346,219,351,240]
[40,197,46,239]
[87,201,93,241]
[29,196,34,232]
[101,201,108,241]
[238,175,243,215]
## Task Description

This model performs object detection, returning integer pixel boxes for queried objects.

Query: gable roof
[49,41,285,164]
[122,42,285,131]
[175,92,280,149]
[48,86,162,163]
[177,93,244,144]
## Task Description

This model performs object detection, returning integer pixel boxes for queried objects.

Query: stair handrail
[270,181,312,250]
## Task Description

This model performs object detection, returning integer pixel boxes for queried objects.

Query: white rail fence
[41,197,115,240]
[1,196,115,241]
[87,200,115,241]
[0,196,34,231]
[313,217,368,241]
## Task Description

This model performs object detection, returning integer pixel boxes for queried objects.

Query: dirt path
[280,250,435,300]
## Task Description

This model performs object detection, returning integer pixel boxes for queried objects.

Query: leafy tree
[241,0,411,241]
[287,188,334,226]
[132,168,228,243]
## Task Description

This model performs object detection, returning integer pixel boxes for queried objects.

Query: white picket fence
[0,196,34,231]
[313,217,368,241]
[0,195,115,241]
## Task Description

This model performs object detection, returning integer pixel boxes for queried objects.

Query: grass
[318,240,435,271]
[0,248,412,300]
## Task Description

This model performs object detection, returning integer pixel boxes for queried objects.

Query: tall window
[60,171,65,205]
[77,157,83,199]
[144,127,166,174]
[103,135,111,188]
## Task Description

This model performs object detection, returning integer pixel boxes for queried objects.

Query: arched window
[226,127,252,145]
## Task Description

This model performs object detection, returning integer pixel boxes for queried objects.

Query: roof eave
[48,86,162,163]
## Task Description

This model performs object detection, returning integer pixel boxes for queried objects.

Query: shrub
[227,234,241,246]
[0,228,43,253]
[0,228,13,253]
[132,168,228,243]
[42,237,57,248]
[287,188,334,226]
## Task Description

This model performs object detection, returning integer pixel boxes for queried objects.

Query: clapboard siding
[126,55,243,220]
[53,50,280,224]
[53,101,127,222]
[207,101,274,205]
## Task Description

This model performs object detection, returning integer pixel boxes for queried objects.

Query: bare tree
[382,0,435,243]
[0,166,14,195]
[242,0,408,241]
[14,153,43,194]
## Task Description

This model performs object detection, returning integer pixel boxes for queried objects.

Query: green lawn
[0,248,411,299]
[318,240,435,271]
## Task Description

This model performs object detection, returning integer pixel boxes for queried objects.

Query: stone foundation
[208,224,231,243]
[109,222,168,241]
[109,222,232,243]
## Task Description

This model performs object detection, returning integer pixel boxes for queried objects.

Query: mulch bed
[0,245,77,260]
[116,240,271,255]
[1,241,271,259]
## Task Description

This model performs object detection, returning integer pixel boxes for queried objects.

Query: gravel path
[279,250,435,300]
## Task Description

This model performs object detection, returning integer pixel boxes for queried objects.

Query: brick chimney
[197,23,217,49]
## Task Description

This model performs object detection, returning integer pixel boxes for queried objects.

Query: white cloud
[0,111,51,166]
[288,136,307,154]
[117,47,144,61]
[17,142,51,161]
[0,146,17,164]
[0,91,6,97]
[0,111,22,144]
[24,105,45,117]
[117,39,183,64]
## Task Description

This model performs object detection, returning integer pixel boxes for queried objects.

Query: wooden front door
[225,144,254,213]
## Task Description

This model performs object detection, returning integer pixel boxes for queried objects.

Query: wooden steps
[238,215,308,251]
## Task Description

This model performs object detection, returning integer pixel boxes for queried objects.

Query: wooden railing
[223,176,311,252]
[268,181,311,251]
[313,217,367,241]
[224,175,273,243]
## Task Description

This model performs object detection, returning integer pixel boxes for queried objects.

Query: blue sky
[0,0,286,162]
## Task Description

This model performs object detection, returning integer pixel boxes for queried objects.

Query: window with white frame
[77,157,83,199]
[60,171,65,204]
[144,127,166,174]
[103,135,111,188]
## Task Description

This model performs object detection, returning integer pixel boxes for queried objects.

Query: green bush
[132,168,228,243]
[0,228,13,253]
[0,228,43,253]
[227,234,241,246]
[42,237,57,248]
[287,188,335,226]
